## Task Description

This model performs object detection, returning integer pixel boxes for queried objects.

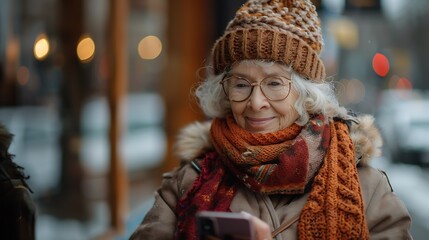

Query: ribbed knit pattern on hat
[212,0,326,81]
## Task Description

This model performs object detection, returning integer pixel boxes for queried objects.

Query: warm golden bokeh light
[34,34,50,60]
[329,18,359,49]
[77,36,95,63]
[138,35,162,60]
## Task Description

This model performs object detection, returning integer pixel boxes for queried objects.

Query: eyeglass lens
[223,76,290,101]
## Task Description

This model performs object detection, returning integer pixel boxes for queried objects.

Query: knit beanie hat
[211,0,326,81]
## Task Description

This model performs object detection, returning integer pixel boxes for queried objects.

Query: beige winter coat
[130,115,412,240]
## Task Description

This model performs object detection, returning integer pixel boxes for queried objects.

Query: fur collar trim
[174,115,382,166]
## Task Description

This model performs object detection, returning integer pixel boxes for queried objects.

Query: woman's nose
[247,86,270,111]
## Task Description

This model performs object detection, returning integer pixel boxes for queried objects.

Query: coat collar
[174,114,382,166]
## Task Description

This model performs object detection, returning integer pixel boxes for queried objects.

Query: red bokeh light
[397,77,413,90]
[372,53,390,77]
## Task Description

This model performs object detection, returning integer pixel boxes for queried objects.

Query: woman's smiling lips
[245,116,275,131]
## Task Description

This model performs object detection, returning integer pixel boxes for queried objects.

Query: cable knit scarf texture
[175,115,369,240]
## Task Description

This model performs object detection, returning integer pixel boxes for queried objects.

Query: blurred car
[376,90,429,166]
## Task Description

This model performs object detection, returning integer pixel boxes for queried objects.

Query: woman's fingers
[241,211,272,240]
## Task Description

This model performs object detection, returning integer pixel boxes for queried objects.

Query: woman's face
[228,61,299,133]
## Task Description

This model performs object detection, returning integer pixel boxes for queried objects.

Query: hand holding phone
[196,211,256,240]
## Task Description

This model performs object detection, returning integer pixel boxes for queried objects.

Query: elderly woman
[130,0,412,239]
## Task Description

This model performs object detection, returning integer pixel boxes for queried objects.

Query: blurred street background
[1,0,428,239]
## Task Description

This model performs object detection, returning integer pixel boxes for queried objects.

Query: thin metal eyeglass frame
[220,74,292,102]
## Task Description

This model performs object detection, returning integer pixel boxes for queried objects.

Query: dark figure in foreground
[0,124,36,240]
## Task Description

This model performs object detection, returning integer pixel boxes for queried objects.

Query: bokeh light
[372,53,390,77]
[77,36,95,63]
[329,18,359,49]
[388,75,413,90]
[138,35,162,60]
[397,77,413,90]
[34,34,50,60]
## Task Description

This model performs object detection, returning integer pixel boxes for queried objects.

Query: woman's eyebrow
[228,72,249,78]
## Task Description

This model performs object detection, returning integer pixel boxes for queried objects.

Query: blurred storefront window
[1,0,168,238]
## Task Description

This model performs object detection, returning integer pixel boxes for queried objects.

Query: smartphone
[196,211,256,240]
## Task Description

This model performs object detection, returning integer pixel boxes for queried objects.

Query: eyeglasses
[220,75,292,102]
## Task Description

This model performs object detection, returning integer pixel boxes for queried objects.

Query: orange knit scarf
[298,120,369,239]
[175,115,369,239]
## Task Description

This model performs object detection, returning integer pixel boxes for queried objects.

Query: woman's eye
[266,79,283,87]
[268,81,281,86]
[235,84,247,88]
[231,78,250,88]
